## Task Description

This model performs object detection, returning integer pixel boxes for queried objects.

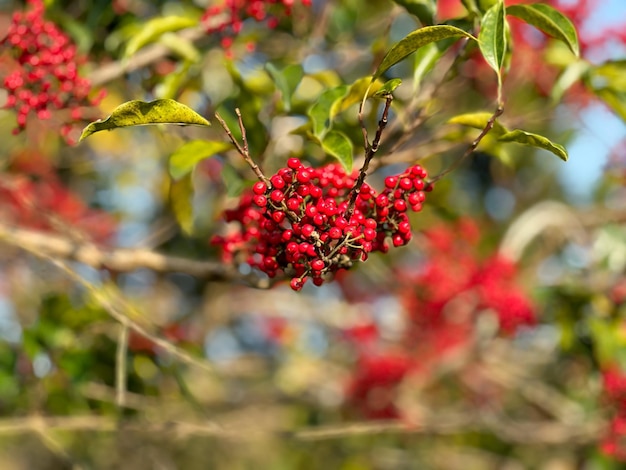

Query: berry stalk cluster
[1,0,103,140]
[212,158,429,291]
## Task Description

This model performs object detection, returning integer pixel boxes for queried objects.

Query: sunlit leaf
[391,0,436,26]
[478,0,507,78]
[373,78,403,97]
[507,3,579,57]
[124,16,197,58]
[158,32,200,62]
[373,25,476,80]
[308,85,349,138]
[498,129,568,161]
[169,140,232,181]
[322,131,354,172]
[336,78,384,114]
[169,173,194,235]
[80,99,210,141]
[448,112,508,135]
[550,61,590,103]
[266,63,303,112]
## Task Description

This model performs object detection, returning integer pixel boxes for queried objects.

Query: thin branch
[215,111,269,184]
[0,222,269,288]
[427,104,504,185]
[116,324,129,408]
[346,95,393,220]
[0,413,605,446]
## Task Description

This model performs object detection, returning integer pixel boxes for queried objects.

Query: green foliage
[169,140,232,180]
[506,3,579,57]
[498,129,568,161]
[124,16,198,58]
[478,0,507,87]
[372,25,477,80]
[80,99,210,141]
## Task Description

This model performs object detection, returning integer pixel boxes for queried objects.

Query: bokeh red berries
[1,0,104,142]
[212,159,429,290]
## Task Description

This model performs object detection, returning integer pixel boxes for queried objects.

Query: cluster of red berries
[1,0,103,140]
[202,0,312,51]
[601,367,626,460]
[212,158,429,291]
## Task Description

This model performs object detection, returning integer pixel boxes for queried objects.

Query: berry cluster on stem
[212,158,428,291]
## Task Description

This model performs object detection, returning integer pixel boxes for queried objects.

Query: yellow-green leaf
[373,25,476,80]
[322,131,353,172]
[169,140,232,180]
[478,1,507,78]
[308,85,349,138]
[80,99,210,141]
[498,129,568,161]
[169,173,194,235]
[448,112,508,135]
[373,79,403,97]
[507,3,579,57]
[125,16,197,58]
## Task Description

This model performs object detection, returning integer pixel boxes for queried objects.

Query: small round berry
[272,211,286,223]
[399,177,413,190]
[287,158,302,170]
[311,259,325,271]
[296,170,312,184]
[270,189,285,202]
[363,228,377,241]
[290,277,306,291]
[329,227,342,239]
[301,224,315,237]
[309,185,323,199]
[253,195,268,207]
[384,176,398,189]
[392,234,405,247]
[270,175,286,189]
[375,194,389,208]
[394,199,407,212]
[286,197,301,211]
[252,181,267,195]
[398,221,411,233]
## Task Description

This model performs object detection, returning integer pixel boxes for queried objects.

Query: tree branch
[0,222,269,288]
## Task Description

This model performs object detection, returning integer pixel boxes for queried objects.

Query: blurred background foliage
[1,0,626,468]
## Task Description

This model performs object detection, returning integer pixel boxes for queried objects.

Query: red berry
[252,181,267,195]
[287,158,302,170]
[270,189,285,202]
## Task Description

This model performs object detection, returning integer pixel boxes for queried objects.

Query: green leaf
[322,131,354,172]
[221,163,246,197]
[124,16,197,58]
[373,79,403,97]
[266,63,303,112]
[169,140,232,180]
[591,88,626,121]
[588,60,626,92]
[413,42,446,89]
[448,112,508,135]
[80,99,210,141]
[169,173,194,235]
[507,3,579,57]
[373,25,476,80]
[308,85,349,138]
[478,1,507,77]
[391,0,436,26]
[498,129,568,161]
[550,60,590,103]
[158,32,200,62]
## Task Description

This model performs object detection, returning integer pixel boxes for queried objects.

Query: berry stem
[346,95,394,221]
[215,110,270,185]
[427,103,504,186]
